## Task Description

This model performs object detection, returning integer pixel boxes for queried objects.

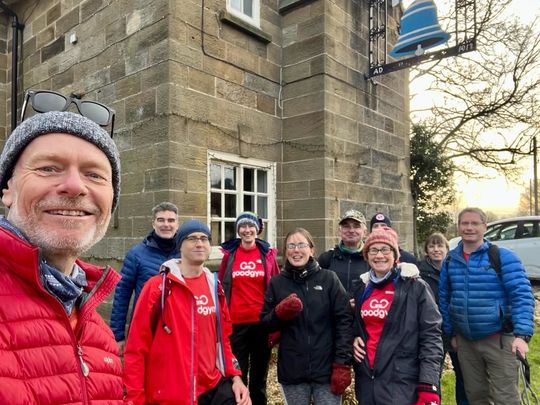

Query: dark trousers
[198,378,236,405]
[230,322,272,405]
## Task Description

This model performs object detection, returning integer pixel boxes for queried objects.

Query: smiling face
[285,232,314,268]
[426,242,448,264]
[152,210,179,239]
[238,223,257,247]
[458,211,487,249]
[366,242,395,277]
[339,219,366,249]
[1,133,113,262]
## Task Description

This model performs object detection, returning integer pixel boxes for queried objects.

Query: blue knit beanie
[235,211,263,235]
[177,220,211,246]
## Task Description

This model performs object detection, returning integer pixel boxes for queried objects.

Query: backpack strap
[150,266,172,335]
[487,244,502,281]
[214,272,226,374]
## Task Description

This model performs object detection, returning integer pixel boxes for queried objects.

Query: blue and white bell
[390,0,450,58]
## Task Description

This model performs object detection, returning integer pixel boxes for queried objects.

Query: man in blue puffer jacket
[110,202,180,353]
[439,207,535,405]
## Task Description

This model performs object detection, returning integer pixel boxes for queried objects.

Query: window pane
[257,170,267,193]
[257,196,267,218]
[224,166,236,190]
[211,221,221,245]
[211,193,221,216]
[500,224,517,240]
[244,168,255,191]
[520,222,534,238]
[210,163,221,189]
[225,222,236,241]
[225,194,236,217]
[231,0,241,12]
[243,195,254,212]
[243,0,253,17]
[485,224,502,241]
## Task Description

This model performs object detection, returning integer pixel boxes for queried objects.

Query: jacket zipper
[190,294,196,405]
[347,258,352,292]
[304,280,312,376]
[77,345,90,377]
[37,256,93,404]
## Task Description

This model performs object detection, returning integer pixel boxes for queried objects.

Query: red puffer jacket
[0,227,124,405]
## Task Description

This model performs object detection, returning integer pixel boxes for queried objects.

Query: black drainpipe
[0,2,24,131]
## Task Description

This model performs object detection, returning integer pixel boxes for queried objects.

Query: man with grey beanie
[0,111,123,404]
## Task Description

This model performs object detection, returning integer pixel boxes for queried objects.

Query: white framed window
[208,150,276,258]
[227,0,260,28]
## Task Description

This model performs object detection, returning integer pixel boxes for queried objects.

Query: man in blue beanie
[124,220,252,405]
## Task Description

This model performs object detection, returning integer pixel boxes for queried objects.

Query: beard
[8,196,111,258]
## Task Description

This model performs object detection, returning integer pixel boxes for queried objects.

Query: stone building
[0,0,413,270]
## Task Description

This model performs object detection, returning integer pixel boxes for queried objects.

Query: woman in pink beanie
[352,228,443,405]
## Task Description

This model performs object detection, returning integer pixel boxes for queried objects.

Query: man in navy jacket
[110,202,180,353]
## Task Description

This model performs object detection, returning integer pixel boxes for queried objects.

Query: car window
[499,223,518,240]
[518,221,540,238]
[485,224,503,241]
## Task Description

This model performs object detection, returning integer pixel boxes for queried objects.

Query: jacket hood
[360,262,420,284]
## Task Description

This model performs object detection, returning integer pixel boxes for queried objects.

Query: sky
[407,0,540,215]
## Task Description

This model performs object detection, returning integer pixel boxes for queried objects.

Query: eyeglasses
[367,246,393,256]
[459,221,484,227]
[184,235,211,243]
[286,242,310,250]
[21,90,116,137]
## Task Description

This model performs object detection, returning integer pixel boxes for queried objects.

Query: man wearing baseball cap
[124,220,251,405]
[369,212,417,264]
[319,209,369,297]
[0,111,123,403]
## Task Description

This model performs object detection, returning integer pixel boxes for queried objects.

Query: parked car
[448,216,540,280]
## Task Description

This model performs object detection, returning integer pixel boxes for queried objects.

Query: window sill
[219,10,272,44]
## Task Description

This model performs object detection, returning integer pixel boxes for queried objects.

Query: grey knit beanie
[0,111,121,211]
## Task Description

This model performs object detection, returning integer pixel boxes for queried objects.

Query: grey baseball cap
[339,209,367,226]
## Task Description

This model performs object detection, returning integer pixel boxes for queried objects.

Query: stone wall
[281,0,413,252]
[0,0,413,271]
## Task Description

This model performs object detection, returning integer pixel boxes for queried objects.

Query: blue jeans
[281,382,341,405]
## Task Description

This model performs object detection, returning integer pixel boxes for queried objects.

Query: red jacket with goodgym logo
[0,226,124,405]
[123,260,241,405]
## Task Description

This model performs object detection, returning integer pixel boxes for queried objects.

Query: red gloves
[330,363,352,395]
[275,293,303,321]
[267,331,281,348]
[414,384,440,405]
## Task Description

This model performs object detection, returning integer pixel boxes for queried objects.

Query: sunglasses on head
[20,89,116,137]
